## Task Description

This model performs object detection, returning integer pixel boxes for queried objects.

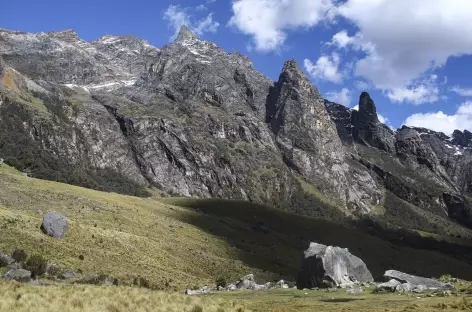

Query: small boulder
[384,270,453,291]
[3,269,32,283]
[375,279,401,292]
[396,283,413,293]
[41,212,68,239]
[346,287,364,295]
[236,274,256,289]
[0,253,15,267]
[185,286,212,295]
[275,280,289,289]
[297,242,374,289]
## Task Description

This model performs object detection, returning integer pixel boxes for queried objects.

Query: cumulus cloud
[228,0,336,52]
[336,0,472,91]
[404,101,472,134]
[326,88,351,106]
[451,86,472,97]
[163,5,219,40]
[304,53,343,83]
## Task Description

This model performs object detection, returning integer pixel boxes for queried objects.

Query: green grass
[211,287,472,312]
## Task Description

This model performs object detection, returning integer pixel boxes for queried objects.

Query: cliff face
[1,26,471,230]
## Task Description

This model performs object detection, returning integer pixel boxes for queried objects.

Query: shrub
[25,255,48,278]
[190,305,203,312]
[133,276,150,288]
[11,250,27,263]
[216,276,227,288]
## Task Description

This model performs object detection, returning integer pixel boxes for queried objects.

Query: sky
[3,0,472,134]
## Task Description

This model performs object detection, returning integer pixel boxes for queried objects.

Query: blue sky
[3,0,472,134]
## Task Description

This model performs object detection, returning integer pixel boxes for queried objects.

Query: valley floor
[1,162,472,311]
[1,280,472,312]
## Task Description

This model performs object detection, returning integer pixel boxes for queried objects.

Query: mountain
[1,26,471,235]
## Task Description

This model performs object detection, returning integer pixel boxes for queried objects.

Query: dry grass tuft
[0,280,250,312]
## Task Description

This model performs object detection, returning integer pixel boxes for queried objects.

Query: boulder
[41,212,68,239]
[236,274,256,289]
[297,242,374,289]
[0,253,15,266]
[185,286,212,295]
[396,283,414,293]
[3,269,32,282]
[375,279,401,292]
[346,287,364,295]
[384,270,453,290]
[275,280,289,289]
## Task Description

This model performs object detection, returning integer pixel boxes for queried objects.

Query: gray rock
[346,287,364,295]
[375,279,401,292]
[297,242,374,289]
[0,253,15,266]
[236,273,256,289]
[3,269,32,282]
[395,283,414,293]
[41,212,68,239]
[384,270,454,291]
[185,286,213,295]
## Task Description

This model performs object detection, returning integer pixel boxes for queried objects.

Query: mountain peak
[47,29,80,42]
[175,25,196,42]
[358,92,378,120]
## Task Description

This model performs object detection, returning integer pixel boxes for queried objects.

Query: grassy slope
[0,280,247,312]
[2,161,472,288]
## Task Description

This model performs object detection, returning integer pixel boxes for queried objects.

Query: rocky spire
[452,129,472,147]
[352,92,396,152]
[358,92,378,122]
[175,25,196,42]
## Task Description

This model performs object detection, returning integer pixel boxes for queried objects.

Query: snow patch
[445,144,453,149]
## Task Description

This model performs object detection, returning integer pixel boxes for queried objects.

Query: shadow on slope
[164,198,472,282]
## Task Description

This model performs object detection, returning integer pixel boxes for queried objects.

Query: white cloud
[352,105,359,111]
[163,5,219,40]
[336,0,472,90]
[451,86,472,97]
[228,0,336,52]
[326,88,351,106]
[304,53,343,83]
[354,80,371,91]
[404,101,472,134]
[386,85,439,105]
[329,30,356,48]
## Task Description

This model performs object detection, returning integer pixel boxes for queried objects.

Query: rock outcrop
[3,268,32,282]
[297,242,374,289]
[352,92,396,153]
[41,212,68,239]
[384,270,453,291]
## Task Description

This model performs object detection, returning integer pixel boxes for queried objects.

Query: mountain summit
[0,27,471,231]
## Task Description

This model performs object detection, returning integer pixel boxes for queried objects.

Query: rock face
[352,92,396,153]
[3,268,32,282]
[297,242,374,289]
[384,270,453,290]
[1,25,472,229]
[41,212,68,239]
[0,253,15,266]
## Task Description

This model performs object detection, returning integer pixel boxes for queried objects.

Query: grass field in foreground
[1,280,471,312]
[1,161,472,293]
[0,280,248,312]
[212,287,472,312]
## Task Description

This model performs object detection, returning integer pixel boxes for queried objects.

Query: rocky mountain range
[1,26,471,233]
